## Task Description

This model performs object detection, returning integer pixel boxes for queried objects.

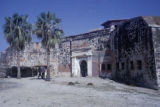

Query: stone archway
[80,60,87,77]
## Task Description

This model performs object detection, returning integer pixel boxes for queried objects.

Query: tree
[33,11,63,81]
[3,13,32,79]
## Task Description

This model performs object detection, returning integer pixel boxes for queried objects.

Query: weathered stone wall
[1,16,160,89]
[0,28,112,77]
[57,40,70,75]
[1,43,47,67]
[112,17,158,89]
[151,27,160,88]
[58,29,112,76]
[0,42,60,77]
[0,65,7,78]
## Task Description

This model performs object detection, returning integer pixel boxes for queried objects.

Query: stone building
[0,19,121,78]
[111,16,160,89]
[0,16,160,89]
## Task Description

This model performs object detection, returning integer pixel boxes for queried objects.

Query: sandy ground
[0,77,160,107]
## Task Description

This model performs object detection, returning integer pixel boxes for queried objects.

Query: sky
[0,0,160,52]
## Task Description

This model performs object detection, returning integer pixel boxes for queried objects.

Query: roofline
[62,28,108,39]
[101,19,128,26]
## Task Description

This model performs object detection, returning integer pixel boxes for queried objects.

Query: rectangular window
[137,60,142,70]
[101,64,105,71]
[130,61,134,70]
[107,64,111,70]
[116,63,119,70]
[121,62,125,70]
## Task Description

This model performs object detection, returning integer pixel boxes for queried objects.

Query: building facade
[0,25,114,78]
[111,16,160,89]
[0,16,160,89]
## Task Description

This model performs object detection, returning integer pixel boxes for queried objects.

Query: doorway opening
[80,60,87,77]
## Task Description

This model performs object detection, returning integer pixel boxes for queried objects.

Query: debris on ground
[87,83,93,86]
[68,82,75,85]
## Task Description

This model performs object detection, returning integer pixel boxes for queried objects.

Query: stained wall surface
[152,27,160,88]
[111,16,160,89]
[1,16,160,89]
[0,29,112,77]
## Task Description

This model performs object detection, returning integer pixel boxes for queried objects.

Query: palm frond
[33,11,63,49]
[3,13,32,51]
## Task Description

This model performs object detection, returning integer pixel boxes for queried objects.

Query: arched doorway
[80,60,87,77]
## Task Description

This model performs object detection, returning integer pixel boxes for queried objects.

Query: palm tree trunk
[46,50,50,81]
[17,51,21,79]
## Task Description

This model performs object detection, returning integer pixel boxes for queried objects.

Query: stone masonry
[0,28,113,77]
[111,16,160,89]
[0,16,160,89]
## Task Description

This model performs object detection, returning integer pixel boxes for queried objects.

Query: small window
[130,61,134,70]
[116,63,119,70]
[137,60,142,70]
[101,64,105,70]
[107,64,111,70]
[121,62,125,70]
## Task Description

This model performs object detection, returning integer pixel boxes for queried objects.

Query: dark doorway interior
[9,66,37,77]
[80,60,87,77]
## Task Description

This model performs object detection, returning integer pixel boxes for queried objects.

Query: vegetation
[3,13,32,78]
[33,11,63,81]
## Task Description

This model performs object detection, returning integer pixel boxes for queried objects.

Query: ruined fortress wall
[0,65,7,78]
[57,29,111,76]
[56,40,70,76]
[3,43,48,67]
[0,29,112,77]
[152,27,160,88]
[112,17,158,89]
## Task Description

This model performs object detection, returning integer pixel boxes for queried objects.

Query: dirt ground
[0,77,160,107]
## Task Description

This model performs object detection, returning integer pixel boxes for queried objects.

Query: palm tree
[33,11,63,81]
[3,13,32,79]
